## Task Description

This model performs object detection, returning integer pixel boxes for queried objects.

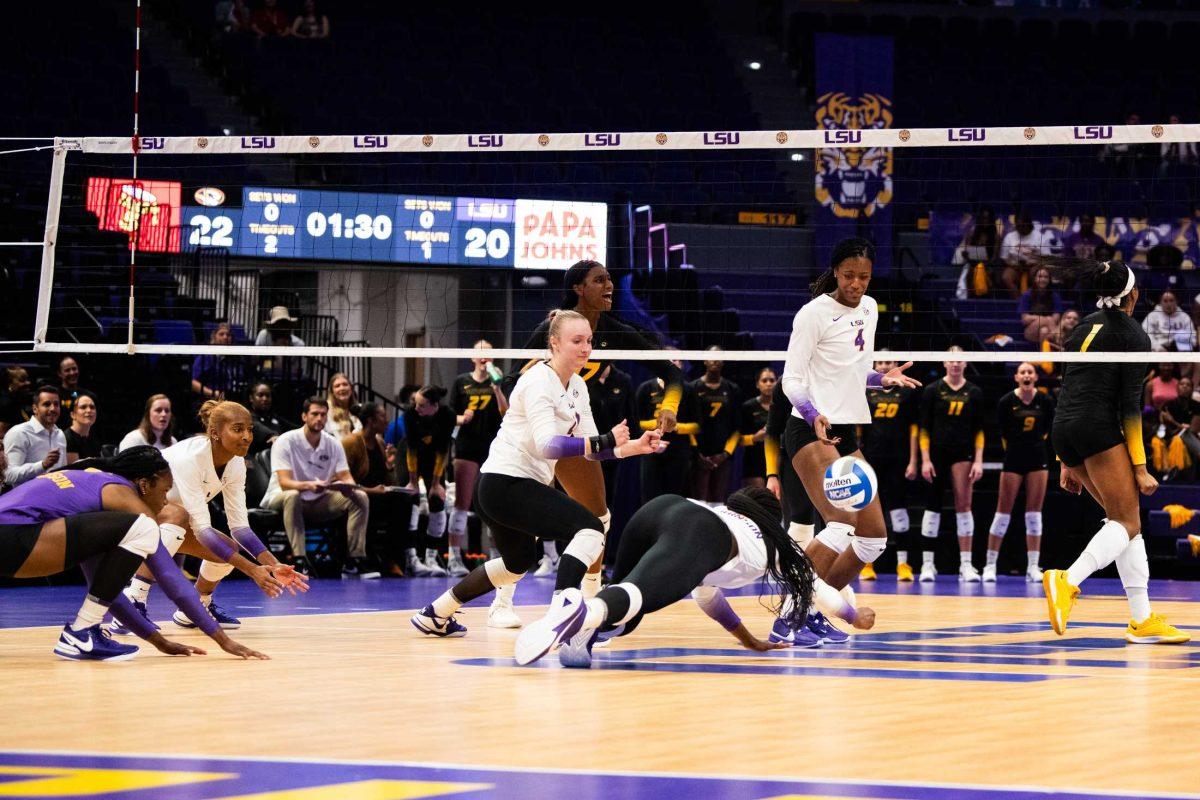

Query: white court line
[0,746,1196,799]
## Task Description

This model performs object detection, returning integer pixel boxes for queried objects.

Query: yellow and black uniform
[919,379,984,507]
[1052,309,1150,467]
[521,313,685,429]
[403,405,457,488]
[689,377,742,501]
[766,381,814,525]
[592,365,637,506]
[738,395,771,481]
[636,378,699,502]
[449,373,502,463]
[863,385,917,512]
[997,390,1055,475]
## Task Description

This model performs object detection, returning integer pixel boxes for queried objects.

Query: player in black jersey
[637,363,700,503]
[448,341,507,599]
[403,386,457,578]
[739,367,775,490]
[764,379,815,543]
[986,362,1055,584]
[859,355,919,581]
[918,347,985,583]
[689,347,742,503]
[1039,257,1188,644]
[512,260,684,600]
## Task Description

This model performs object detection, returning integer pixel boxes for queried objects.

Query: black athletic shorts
[784,415,860,459]
[1051,418,1124,468]
[453,437,492,465]
[1001,447,1049,475]
[0,523,44,577]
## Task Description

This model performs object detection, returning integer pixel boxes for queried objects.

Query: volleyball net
[9,124,1200,406]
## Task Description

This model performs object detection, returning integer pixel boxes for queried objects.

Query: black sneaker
[342,557,380,580]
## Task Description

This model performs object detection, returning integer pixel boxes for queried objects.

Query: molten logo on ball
[823,456,878,511]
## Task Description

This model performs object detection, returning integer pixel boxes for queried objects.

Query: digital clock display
[182,186,607,269]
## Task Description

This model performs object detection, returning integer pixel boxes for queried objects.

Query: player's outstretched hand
[218,635,269,660]
[250,565,285,598]
[882,361,922,389]
[656,407,678,434]
[733,626,790,652]
[151,633,206,656]
[608,419,631,447]
[622,429,666,457]
[814,415,841,446]
[269,563,310,595]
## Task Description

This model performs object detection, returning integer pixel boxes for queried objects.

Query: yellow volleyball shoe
[1126,614,1190,644]
[1042,569,1080,635]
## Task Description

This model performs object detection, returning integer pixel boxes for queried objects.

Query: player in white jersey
[780,238,921,598]
[109,401,308,635]
[411,311,663,659]
[524,486,875,668]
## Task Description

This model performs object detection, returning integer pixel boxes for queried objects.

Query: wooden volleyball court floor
[1,574,1198,800]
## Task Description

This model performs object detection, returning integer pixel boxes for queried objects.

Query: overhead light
[747,61,762,71]
[790,152,805,162]
[222,127,232,135]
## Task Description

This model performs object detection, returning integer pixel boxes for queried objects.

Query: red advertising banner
[86,177,182,253]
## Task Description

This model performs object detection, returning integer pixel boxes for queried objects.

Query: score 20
[513,199,607,269]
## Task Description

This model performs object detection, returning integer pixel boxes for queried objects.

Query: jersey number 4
[853,328,865,351]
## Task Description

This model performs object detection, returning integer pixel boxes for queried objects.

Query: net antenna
[31,122,1200,365]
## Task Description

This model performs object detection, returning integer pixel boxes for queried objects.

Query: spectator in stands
[250,0,290,37]
[191,322,239,401]
[55,356,87,425]
[342,402,407,577]
[326,373,362,438]
[255,306,304,346]
[1147,241,1184,269]
[65,391,100,463]
[3,386,67,486]
[216,0,250,33]
[0,366,33,437]
[953,206,1000,299]
[1162,376,1200,474]
[1062,214,1105,260]
[248,381,293,457]
[1018,266,1064,345]
[118,394,176,452]
[261,396,371,578]
[1160,114,1197,173]
[1100,112,1148,169]
[1144,363,1180,413]
[290,0,329,39]
[999,210,1050,297]
[1142,290,1196,379]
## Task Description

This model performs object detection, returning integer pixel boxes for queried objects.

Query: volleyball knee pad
[788,522,815,548]
[1024,511,1043,538]
[889,508,910,534]
[814,521,854,554]
[448,509,469,547]
[563,528,605,568]
[119,514,160,559]
[921,511,941,539]
[484,557,524,587]
[989,512,1011,538]
[611,582,643,625]
[955,511,974,537]
[159,523,188,557]
[428,493,445,514]
[1114,534,1149,591]
[599,510,611,535]
[199,560,235,583]
[850,535,887,564]
[196,526,237,562]
[427,509,447,538]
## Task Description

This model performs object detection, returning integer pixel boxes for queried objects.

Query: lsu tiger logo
[814,92,894,219]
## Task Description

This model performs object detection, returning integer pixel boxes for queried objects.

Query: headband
[1096,262,1136,309]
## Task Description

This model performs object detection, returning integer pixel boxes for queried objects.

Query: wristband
[589,431,617,455]
[798,401,820,427]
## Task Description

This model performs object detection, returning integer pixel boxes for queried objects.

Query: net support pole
[33,142,68,346]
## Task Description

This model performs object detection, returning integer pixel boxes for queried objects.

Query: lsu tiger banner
[814,33,894,274]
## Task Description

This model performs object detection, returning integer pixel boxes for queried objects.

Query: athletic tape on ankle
[484,557,523,587]
[195,526,237,562]
[119,515,160,559]
[815,521,854,554]
[230,526,268,558]
[612,582,643,625]
[199,560,235,582]
[850,535,887,564]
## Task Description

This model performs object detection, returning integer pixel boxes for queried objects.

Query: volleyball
[822,456,878,511]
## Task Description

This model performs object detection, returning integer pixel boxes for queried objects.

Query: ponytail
[1037,255,1135,307]
[725,486,815,627]
[58,445,170,482]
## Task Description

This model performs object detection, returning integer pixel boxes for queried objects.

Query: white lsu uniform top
[163,435,250,536]
[689,499,770,591]
[481,361,598,486]
[781,293,878,425]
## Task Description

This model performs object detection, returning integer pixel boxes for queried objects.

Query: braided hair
[724,486,815,627]
[1037,255,1136,310]
[57,445,170,482]
[810,237,877,298]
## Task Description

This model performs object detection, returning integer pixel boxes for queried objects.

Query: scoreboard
[182,187,606,269]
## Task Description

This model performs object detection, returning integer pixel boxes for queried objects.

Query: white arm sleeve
[172,457,214,533]
[222,459,250,530]
[527,377,564,455]
[781,307,818,414]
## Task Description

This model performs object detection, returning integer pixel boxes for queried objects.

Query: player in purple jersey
[0,447,266,660]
